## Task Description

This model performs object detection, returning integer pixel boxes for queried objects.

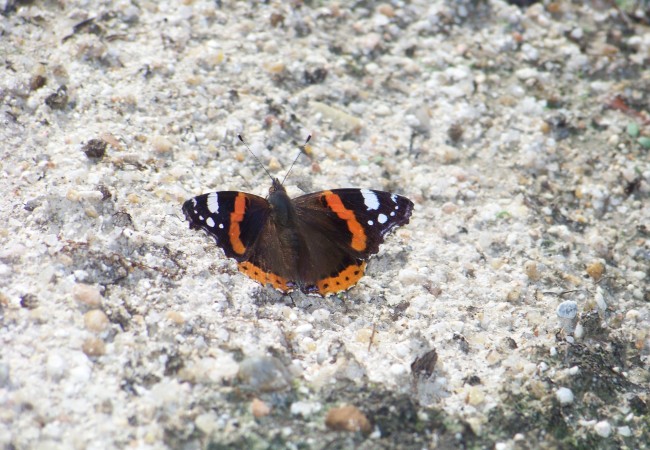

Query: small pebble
[294,323,313,335]
[46,353,66,379]
[569,27,583,40]
[638,136,650,149]
[127,193,140,204]
[573,323,584,339]
[20,294,39,309]
[311,308,330,322]
[355,328,374,343]
[166,310,185,325]
[151,136,173,153]
[441,202,457,214]
[524,260,540,281]
[290,401,322,417]
[73,283,102,308]
[82,337,106,357]
[82,139,107,159]
[585,261,605,282]
[251,398,271,418]
[411,349,438,378]
[556,301,578,319]
[311,101,362,131]
[377,4,395,17]
[556,387,574,404]
[626,122,639,137]
[325,405,371,434]
[0,362,10,387]
[617,426,631,437]
[237,356,291,393]
[466,386,485,406]
[594,420,611,438]
[195,412,219,435]
[84,309,110,333]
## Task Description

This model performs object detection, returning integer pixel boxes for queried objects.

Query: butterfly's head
[269,178,286,195]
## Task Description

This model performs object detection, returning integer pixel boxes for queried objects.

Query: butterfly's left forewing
[182,191,270,260]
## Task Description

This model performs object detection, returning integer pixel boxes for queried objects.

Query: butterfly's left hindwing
[182,192,269,260]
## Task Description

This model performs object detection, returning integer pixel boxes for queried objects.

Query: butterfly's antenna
[238,134,275,182]
[281,135,311,186]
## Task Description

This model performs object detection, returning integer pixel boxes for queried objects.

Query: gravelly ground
[1,1,649,449]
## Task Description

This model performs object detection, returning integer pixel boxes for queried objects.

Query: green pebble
[627,123,639,137]
[638,136,650,149]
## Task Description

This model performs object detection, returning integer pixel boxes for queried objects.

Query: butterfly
[182,138,413,296]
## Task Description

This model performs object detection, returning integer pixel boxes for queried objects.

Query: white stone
[555,387,574,404]
[556,301,577,319]
[290,401,321,417]
[195,412,219,435]
[617,426,631,437]
[594,420,611,438]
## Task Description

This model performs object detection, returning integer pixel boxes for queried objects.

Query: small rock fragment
[594,420,611,438]
[84,309,110,332]
[638,136,650,149]
[45,85,69,110]
[524,260,540,281]
[325,405,371,434]
[30,74,47,91]
[237,356,291,393]
[411,349,438,378]
[83,139,107,160]
[73,283,102,308]
[290,401,322,417]
[46,353,66,379]
[311,101,362,132]
[166,311,185,325]
[556,301,577,319]
[195,411,219,435]
[82,337,106,357]
[251,398,271,418]
[19,294,39,309]
[617,426,631,437]
[466,386,485,405]
[377,4,395,17]
[0,362,10,387]
[555,387,574,404]
[585,261,605,282]
[151,135,173,154]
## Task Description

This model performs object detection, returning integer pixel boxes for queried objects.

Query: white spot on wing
[378,213,388,224]
[367,220,374,225]
[207,193,219,213]
[218,223,224,229]
[206,217,215,227]
[391,194,398,203]
[199,215,204,221]
[361,189,379,210]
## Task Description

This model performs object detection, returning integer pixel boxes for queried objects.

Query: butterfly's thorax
[267,180,309,278]
[267,182,295,228]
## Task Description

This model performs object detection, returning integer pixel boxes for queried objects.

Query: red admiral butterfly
[182,138,413,297]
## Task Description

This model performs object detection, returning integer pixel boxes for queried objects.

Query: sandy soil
[1,1,649,448]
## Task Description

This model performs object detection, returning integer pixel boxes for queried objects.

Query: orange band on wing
[316,262,366,295]
[323,191,367,252]
[238,261,292,292]
[229,193,247,255]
